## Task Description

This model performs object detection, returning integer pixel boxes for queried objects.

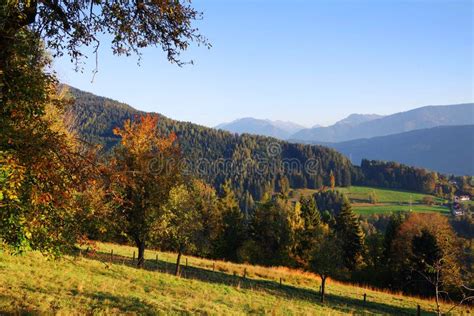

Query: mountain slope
[67,87,354,206]
[291,103,474,143]
[327,125,474,175]
[334,113,384,127]
[216,117,306,139]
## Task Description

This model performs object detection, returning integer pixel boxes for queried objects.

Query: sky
[54,0,473,128]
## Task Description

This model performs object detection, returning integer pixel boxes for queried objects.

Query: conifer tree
[215,181,247,261]
[300,196,321,228]
[296,196,323,266]
[335,199,365,270]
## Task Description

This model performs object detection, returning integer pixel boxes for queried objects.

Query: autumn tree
[109,114,180,268]
[1,0,208,74]
[1,0,206,255]
[0,24,103,255]
[391,213,467,314]
[329,170,336,190]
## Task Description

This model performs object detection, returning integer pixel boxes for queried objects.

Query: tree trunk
[321,276,327,303]
[435,283,441,316]
[175,251,182,276]
[136,239,145,268]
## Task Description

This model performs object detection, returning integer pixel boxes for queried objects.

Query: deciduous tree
[310,229,344,303]
[161,182,204,276]
[109,114,180,268]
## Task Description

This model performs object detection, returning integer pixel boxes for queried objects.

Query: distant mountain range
[332,113,384,127]
[291,103,474,143]
[325,125,474,175]
[215,103,474,175]
[215,118,306,139]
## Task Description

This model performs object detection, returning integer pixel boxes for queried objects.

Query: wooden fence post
[133,251,135,262]
[156,254,159,269]
[417,304,421,316]
[243,268,247,279]
[363,293,367,303]
[279,278,282,287]
[212,262,215,272]
[110,249,113,262]
[186,258,188,269]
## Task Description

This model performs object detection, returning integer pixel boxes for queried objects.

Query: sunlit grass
[0,241,461,315]
[295,186,450,215]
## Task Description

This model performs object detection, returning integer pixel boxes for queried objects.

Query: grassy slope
[0,242,452,315]
[296,186,450,215]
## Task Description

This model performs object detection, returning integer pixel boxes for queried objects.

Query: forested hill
[329,125,474,176]
[67,87,354,210]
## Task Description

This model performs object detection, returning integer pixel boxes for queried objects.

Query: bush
[422,196,434,206]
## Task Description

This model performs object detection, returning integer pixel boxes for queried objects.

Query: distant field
[352,204,450,215]
[337,186,444,204]
[0,242,454,315]
[294,186,450,215]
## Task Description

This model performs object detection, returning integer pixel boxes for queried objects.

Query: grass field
[0,242,465,315]
[295,186,450,215]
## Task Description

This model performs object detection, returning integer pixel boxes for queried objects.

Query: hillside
[67,87,354,206]
[291,103,474,143]
[0,242,448,315]
[294,186,450,215]
[216,118,306,139]
[327,125,474,176]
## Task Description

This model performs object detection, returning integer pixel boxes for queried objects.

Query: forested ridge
[68,86,354,209]
[68,87,470,204]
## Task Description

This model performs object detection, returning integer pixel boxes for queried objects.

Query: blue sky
[54,0,473,127]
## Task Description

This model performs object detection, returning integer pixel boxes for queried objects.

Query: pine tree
[215,181,247,261]
[335,199,365,270]
[300,195,321,229]
[295,196,323,266]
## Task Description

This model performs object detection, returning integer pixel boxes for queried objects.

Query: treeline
[354,159,472,198]
[68,87,354,211]
[70,88,474,206]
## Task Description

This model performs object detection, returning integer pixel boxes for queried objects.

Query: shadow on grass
[83,250,432,315]
[0,291,161,315]
[84,291,160,315]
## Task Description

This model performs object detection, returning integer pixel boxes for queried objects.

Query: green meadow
[295,186,450,215]
[0,242,460,315]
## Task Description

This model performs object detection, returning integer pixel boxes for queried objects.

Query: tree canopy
[1,0,209,67]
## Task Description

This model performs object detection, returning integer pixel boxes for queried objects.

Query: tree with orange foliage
[109,114,181,268]
[329,170,336,190]
[391,213,471,315]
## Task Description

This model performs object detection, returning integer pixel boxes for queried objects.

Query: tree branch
[42,0,71,30]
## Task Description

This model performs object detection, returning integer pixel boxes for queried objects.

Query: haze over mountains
[215,118,306,139]
[216,103,474,175]
[329,125,474,175]
[291,103,474,143]
[216,103,474,144]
